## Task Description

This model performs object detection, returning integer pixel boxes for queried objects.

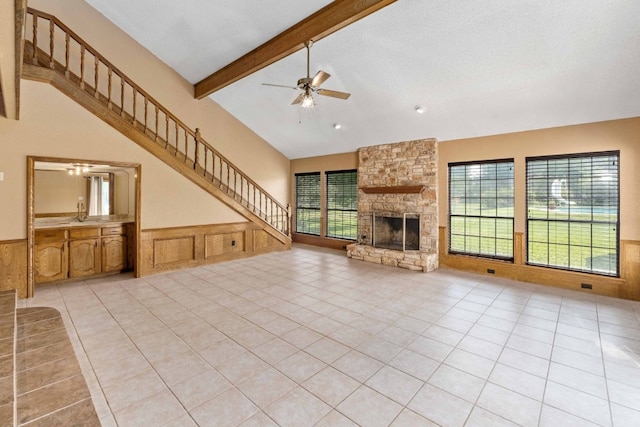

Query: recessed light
[414,105,425,114]
[333,123,342,130]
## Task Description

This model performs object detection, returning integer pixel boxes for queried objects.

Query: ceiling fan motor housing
[297,77,313,89]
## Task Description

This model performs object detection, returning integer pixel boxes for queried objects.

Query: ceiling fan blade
[317,88,351,100]
[262,83,299,90]
[311,70,331,87]
[291,93,305,105]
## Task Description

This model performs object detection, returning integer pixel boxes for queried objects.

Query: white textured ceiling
[86,0,640,159]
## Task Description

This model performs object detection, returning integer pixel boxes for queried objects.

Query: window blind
[326,170,357,240]
[295,172,321,235]
[526,151,619,276]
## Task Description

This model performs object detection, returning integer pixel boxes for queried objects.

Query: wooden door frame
[27,156,142,298]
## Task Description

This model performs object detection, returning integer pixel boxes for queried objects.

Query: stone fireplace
[347,139,438,272]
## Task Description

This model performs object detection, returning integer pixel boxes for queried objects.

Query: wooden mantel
[359,185,425,194]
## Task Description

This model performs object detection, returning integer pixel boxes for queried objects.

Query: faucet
[76,202,88,222]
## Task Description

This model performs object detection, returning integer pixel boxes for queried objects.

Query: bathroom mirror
[34,161,136,219]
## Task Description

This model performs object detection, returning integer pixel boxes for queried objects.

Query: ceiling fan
[262,41,351,108]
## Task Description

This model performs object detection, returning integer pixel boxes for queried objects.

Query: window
[295,172,321,235]
[449,160,514,259]
[326,170,357,240]
[526,151,619,276]
[88,175,111,216]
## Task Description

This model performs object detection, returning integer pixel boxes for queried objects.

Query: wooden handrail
[25,8,290,236]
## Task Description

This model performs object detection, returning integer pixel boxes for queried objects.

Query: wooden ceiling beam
[193,0,397,99]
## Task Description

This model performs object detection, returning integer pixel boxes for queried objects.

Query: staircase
[21,8,291,245]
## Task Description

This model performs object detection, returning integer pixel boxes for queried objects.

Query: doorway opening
[27,156,141,298]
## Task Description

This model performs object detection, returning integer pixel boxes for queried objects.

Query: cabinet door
[34,241,68,283]
[102,236,126,273]
[69,239,100,278]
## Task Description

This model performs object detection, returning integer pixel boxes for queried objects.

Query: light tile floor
[19,244,640,426]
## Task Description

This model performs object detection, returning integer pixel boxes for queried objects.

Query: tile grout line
[597,298,616,427]
[13,292,18,427]
[536,293,561,427]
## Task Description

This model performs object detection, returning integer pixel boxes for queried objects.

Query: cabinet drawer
[102,226,125,236]
[69,228,100,239]
[35,229,67,243]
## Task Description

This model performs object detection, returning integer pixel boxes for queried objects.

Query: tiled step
[15,307,100,426]
[0,290,16,427]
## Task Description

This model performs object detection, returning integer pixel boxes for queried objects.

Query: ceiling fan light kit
[301,95,315,109]
[262,40,351,109]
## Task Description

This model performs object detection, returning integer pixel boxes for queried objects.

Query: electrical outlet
[487,269,495,274]
[231,240,236,247]
[581,283,592,289]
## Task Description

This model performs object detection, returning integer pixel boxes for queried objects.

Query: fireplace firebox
[372,213,420,251]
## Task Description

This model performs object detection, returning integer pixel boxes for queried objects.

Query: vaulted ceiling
[86,0,640,159]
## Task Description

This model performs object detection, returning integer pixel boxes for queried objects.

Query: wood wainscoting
[292,233,353,251]
[439,227,640,301]
[621,240,640,301]
[139,222,290,276]
[2,223,289,298]
[0,240,28,298]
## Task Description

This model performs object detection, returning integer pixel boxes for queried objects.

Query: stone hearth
[347,139,438,272]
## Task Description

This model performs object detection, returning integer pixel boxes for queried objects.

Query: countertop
[34,215,135,229]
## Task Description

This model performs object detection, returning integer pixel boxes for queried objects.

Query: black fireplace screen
[372,214,420,251]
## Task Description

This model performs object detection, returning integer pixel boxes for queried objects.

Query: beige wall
[0,0,291,240]
[438,117,640,240]
[114,170,135,216]
[290,152,358,174]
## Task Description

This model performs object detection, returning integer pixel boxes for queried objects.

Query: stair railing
[24,8,290,237]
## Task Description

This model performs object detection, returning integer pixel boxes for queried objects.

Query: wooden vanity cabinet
[68,228,101,278]
[101,226,127,273]
[34,229,68,283]
[35,224,131,284]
